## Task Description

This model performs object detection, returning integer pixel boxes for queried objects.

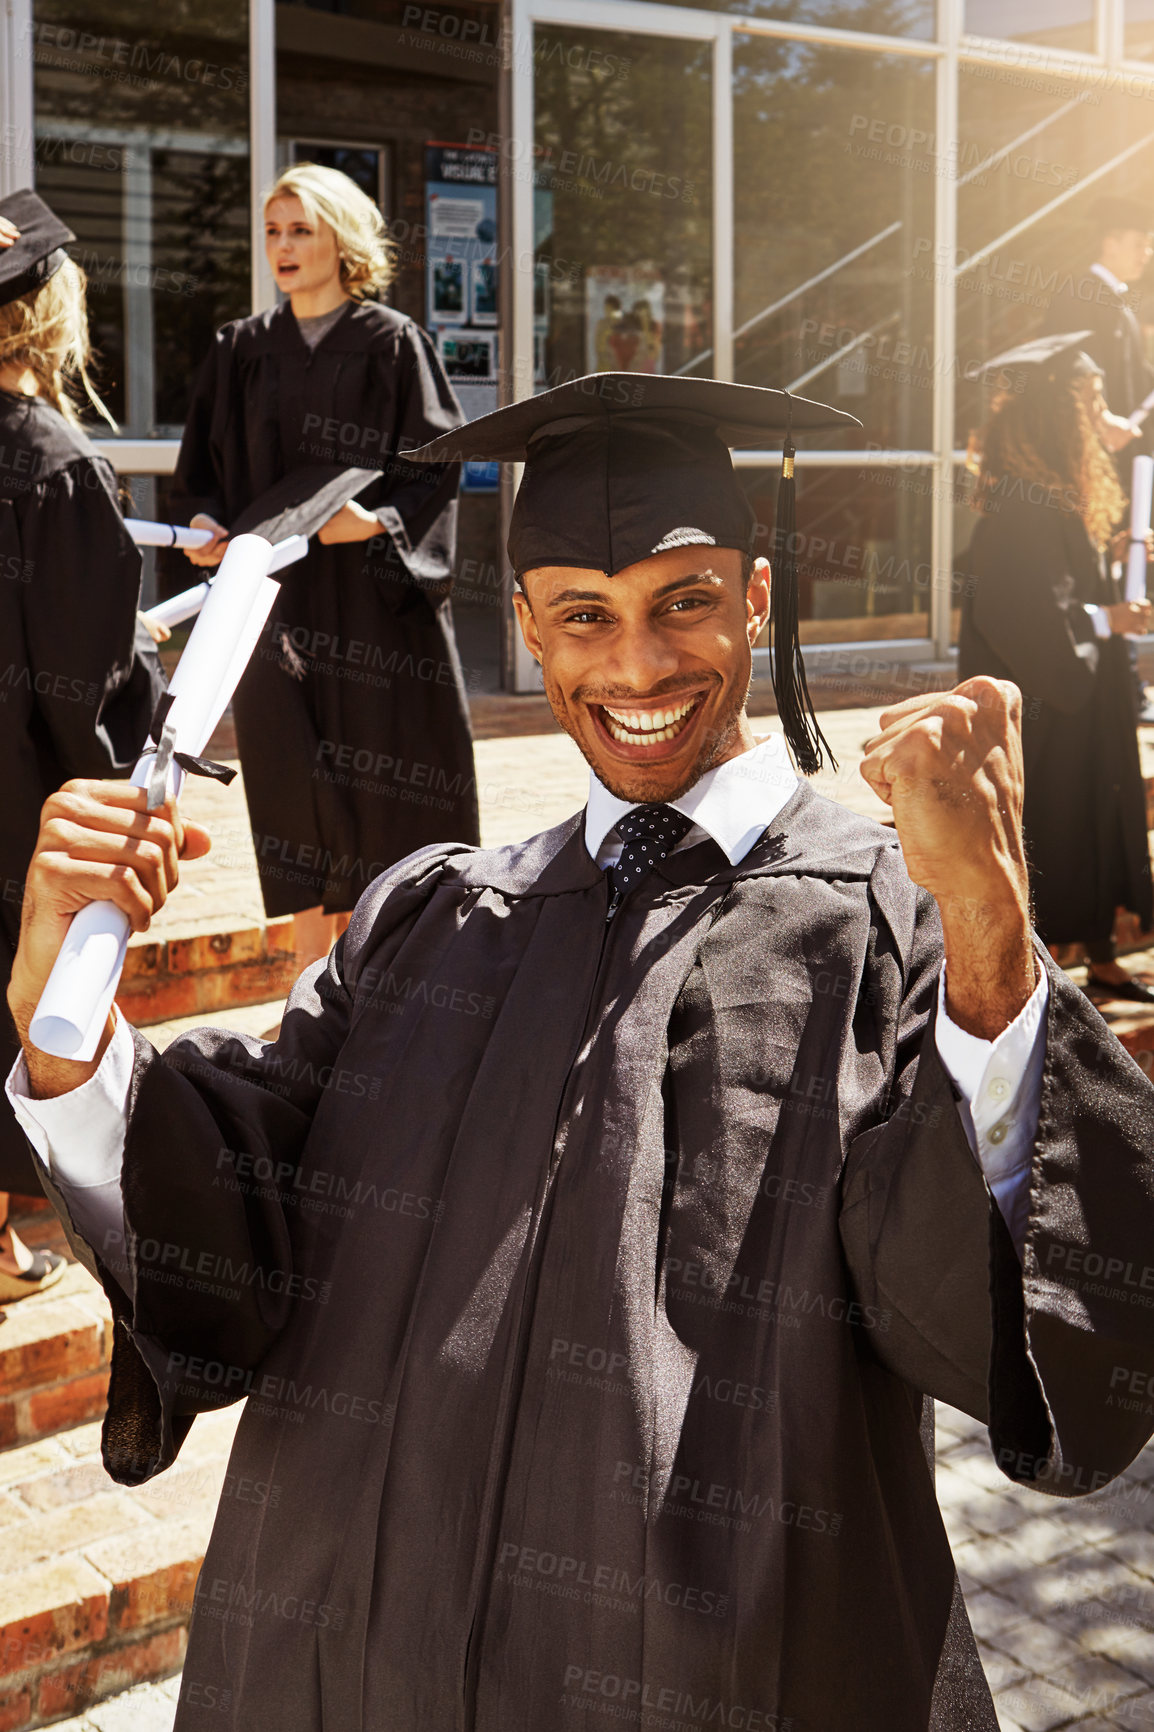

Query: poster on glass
[585,266,664,374]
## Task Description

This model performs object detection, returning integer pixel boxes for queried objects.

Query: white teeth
[602,698,696,734]
[600,697,699,748]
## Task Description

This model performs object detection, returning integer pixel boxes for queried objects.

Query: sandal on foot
[0,1249,66,1303]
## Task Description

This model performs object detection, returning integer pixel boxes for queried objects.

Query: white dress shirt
[1090,260,1129,299]
[7,732,1047,1264]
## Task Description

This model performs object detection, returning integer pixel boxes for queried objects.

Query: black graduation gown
[171,301,479,917]
[959,494,1153,945]
[39,788,1154,1732]
[0,389,155,1191]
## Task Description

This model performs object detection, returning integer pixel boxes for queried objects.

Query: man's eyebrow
[545,587,611,608]
[652,571,725,599]
[544,571,725,609]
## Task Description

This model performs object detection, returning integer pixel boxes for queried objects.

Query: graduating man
[1042,195,1154,452]
[6,374,1154,1732]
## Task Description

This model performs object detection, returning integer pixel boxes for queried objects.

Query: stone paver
[937,1403,1154,1731]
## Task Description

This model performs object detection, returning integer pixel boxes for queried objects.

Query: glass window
[603,0,935,42]
[1125,0,1154,61]
[955,68,1154,447]
[964,0,1095,54]
[31,0,251,437]
[733,38,936,452]
[742,462,935,644]
[533,26,713,386]
[288,140,391,214]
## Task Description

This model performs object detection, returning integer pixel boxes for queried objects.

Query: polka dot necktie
[608,804,694,913]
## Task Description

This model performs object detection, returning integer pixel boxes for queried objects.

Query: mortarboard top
[409,372,862,775]
[980,331,1101,388]
[0,189,75,310]
[407,372,859,580]
[230,464,381,544]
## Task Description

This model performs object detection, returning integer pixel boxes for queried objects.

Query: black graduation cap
[230,464,381,543]
[407,373,861,774]
[0,189,75,309]
[980,331,1101,388]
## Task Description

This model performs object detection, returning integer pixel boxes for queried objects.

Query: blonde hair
[0,257,115,430]
[264,162,396,301]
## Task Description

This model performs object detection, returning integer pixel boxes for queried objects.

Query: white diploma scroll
[125,518,214,550]
[1126,455,1154,605]
[139,535,307,634]
[141,582,211,633]
[30,534,284,1062]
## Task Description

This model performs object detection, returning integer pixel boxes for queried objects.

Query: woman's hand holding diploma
[316,499,380,544]
[185,513,229,567]
[6,784,211,1097]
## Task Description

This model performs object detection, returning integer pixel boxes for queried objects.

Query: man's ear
[746,557,772,643]
[512,587,543,665]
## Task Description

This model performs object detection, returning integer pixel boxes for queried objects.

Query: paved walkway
[54,704,1154,1728]
[46,1412,1154,1732]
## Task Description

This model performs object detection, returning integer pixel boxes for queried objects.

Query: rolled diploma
[1126,455,1154,604]
[125,519,214,550]
[141,582,210,632]
[30,534,281,1062]
[139,535,306,634]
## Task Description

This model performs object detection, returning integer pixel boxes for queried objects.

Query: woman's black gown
[172,300,480,918]
[960,492,1152,945]
[0,389,156,1188]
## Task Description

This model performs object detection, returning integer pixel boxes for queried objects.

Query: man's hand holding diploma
[860,675,1038,1040]
[7,783,211,1098]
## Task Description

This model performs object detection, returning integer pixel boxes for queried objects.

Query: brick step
[0,1406,239,1729]
[0,1216,111,1452]
[119,921,295,1030]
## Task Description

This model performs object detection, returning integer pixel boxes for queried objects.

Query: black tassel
[771,419,835,776]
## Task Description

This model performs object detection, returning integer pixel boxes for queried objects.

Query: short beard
[544,664,752,804]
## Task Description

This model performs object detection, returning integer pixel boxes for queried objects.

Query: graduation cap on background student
[230,463,382,544]
[408,373,861,774]
[980,331,1102,391]
[0,189,75,307]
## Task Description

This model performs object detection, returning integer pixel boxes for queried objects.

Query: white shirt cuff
[5,1010,133,1187]
[934,961,1049,1254]
[1084,603,1113,639]
[4,1015,133,1287]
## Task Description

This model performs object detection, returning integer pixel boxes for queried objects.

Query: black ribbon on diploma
[144,692,238,810]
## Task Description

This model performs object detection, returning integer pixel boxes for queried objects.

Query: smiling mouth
[597,695,702,748]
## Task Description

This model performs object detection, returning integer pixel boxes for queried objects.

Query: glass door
[531,19,714,388]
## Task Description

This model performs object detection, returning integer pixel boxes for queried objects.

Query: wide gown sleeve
[840,870,1154,1497]
[170,329,232,526]
[367,321,464,591]
[969,505,1099,716]
[39,848,455,1486]
[20,455,143,775]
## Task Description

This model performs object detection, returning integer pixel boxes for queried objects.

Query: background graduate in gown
[960,333,1154,1000]
[173,162,478,969]
[0,190,161,1299]
[8,374,1154,1731]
